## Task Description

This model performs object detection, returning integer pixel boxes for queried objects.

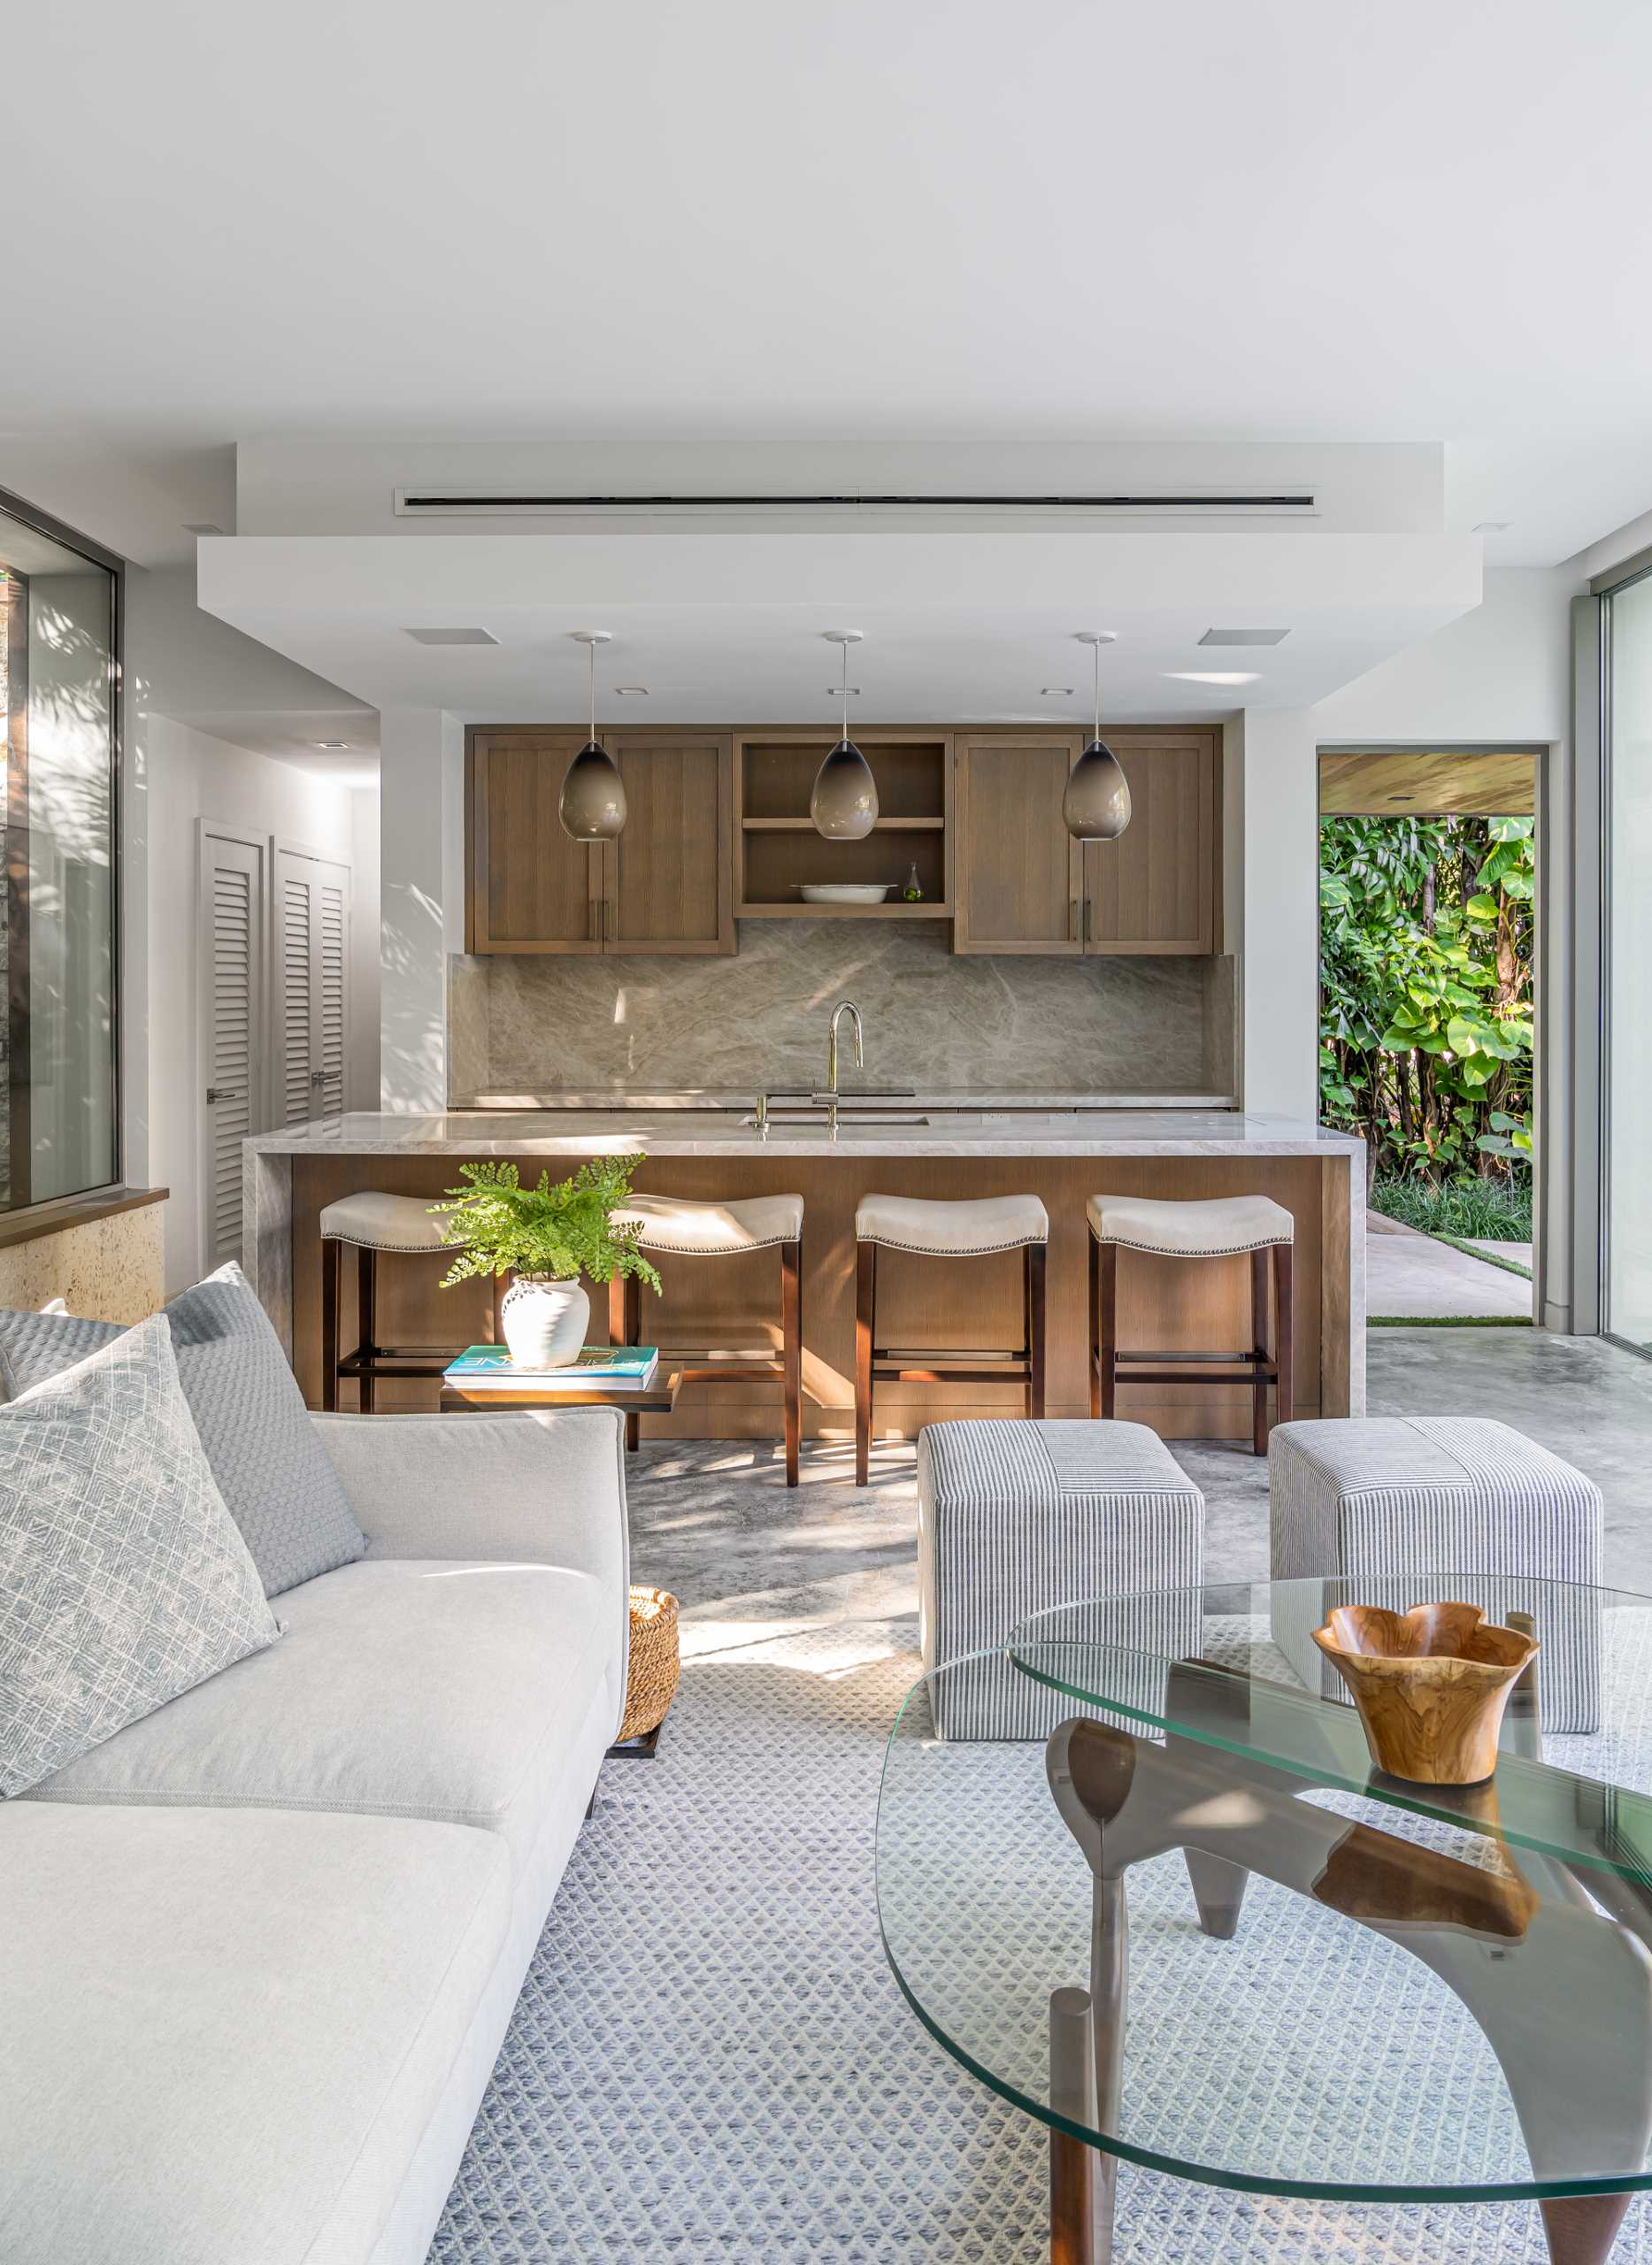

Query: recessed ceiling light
[1041,686,1074,697]
[1165,670,1261,687]
[1472,520,1510,534]
[313,741,352,749]
[401,626,500,646]
[1199,627,1290,648]
[183,521,225,537]
[614,686,649,695]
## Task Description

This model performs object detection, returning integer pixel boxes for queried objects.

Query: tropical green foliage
[1370,1171,1532,1243]
[431,1156,663,1293]
[1319,814,1533,1186]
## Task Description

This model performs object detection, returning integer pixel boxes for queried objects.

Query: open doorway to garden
[1318,749,1536,1326]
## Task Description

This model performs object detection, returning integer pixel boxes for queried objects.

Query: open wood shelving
[733,732,955,918]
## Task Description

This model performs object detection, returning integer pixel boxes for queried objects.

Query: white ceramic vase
[499,1276,589,1370]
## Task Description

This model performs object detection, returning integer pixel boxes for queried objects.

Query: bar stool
[1087,1194,1293,1455]
[608,1193,804,1486]
[854,1194,1049,1486]
[320,1192,497,1411]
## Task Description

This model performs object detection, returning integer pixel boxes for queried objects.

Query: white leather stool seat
[1087,1193,1294,1257]
[319,1191,449,1253]
[856,1193,1049,1256]
[609,1193,803,1256]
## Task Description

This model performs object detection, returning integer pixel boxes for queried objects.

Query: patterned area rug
[431,1609,1652,2262]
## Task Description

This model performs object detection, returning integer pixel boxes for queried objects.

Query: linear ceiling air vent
[394,489,1318,520]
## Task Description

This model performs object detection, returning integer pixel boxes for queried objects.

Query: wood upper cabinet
[954,727,1218,957]
[1086,732,1218,955]
[468,732,601,953]
[466,729,733,955]
[952,733,1085,954]
[599,734,733,955]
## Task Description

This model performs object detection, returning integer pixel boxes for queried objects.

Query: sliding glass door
[1605,565,1652,1347]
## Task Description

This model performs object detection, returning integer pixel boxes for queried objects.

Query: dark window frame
[0,482,123,1217]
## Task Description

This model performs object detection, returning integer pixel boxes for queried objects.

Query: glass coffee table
[876,1578,1652,2265]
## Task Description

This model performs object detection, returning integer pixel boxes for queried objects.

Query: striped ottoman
[1269,1417,1603,1732]
[918,1419,1204,1739]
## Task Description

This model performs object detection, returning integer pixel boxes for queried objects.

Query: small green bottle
[902,861,923,902]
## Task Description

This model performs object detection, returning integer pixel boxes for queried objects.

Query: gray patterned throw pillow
[0,1312,280,1798]
[0,1264,366,1597]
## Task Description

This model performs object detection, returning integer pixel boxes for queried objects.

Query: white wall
[146,715,380,1294]
[379,708,463,1111]
[1228,710,1321,1121]
[1311,566,1578,745]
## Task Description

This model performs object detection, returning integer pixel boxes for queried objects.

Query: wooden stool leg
[1087,1231,1102,1420]
[1250,1248,1270,1457]
[1027,1243,1047,1420]
[357,1246,377,1414]
[780,1238,802,1487]
[610,1273,641,1453]
[320,1237,340,1412]
[1273,1242,1295,1432]
[1021,1243,1034,1417]
[855,1241,876,1486]
[1099,1243,1118,1420]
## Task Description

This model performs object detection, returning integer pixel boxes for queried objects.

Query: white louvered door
[273,845,352,1130]
[199,827,267,1271]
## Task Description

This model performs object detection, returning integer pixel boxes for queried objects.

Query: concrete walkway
[1367,1212,1532,1321]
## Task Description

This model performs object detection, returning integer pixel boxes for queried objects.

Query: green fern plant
[430,1156,662,1294]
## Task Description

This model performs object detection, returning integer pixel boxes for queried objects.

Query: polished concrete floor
[626,1327,1652,1648]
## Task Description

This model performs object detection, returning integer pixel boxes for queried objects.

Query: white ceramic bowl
[796,883,893,905]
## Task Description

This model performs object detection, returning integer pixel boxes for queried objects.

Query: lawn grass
[1369,1315,1533,1328]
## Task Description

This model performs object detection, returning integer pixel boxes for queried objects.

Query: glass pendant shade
[1064,736,1132,840]
[812,629,879,839]
[559,739,627,841]
[559,628,626,841]
[811,738,879,839]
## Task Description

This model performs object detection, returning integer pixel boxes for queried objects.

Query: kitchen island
[245,1108,1364,1445]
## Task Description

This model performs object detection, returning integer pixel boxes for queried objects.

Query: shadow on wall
[380,881,445,1111]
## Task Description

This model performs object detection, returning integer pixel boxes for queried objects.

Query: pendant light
[559,630,627,841]
[811,630,879,839]
[1064,632,1132,840]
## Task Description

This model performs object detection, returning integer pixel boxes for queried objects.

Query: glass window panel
[0,501,118,1210]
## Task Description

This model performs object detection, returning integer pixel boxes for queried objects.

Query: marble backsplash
[449,923,1237,1099]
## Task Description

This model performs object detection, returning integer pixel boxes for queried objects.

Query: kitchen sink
[741,1109,931,1128]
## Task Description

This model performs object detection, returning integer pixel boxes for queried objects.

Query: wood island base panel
[245,1110,1364,1447]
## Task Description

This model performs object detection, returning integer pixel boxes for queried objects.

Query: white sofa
[0,1407,630,2265]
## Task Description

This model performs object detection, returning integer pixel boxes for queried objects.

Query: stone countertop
[448,1089,1237,1112]
[248,1109,1363,1161]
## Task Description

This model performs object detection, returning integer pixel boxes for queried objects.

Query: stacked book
[443,1345,661,1393]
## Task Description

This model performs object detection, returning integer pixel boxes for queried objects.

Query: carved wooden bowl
[1310,1601,1540,1785]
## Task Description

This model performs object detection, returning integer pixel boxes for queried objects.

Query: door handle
[205,1087,242,1103]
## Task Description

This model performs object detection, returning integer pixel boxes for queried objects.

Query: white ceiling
[5,1,1652,570]
[197,528,1480,724]
[167,708,380,785]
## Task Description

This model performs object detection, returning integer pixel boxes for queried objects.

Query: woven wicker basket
[619,1586,680,1744]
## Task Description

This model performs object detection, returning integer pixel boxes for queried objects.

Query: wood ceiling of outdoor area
[1318,749,1536,815]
